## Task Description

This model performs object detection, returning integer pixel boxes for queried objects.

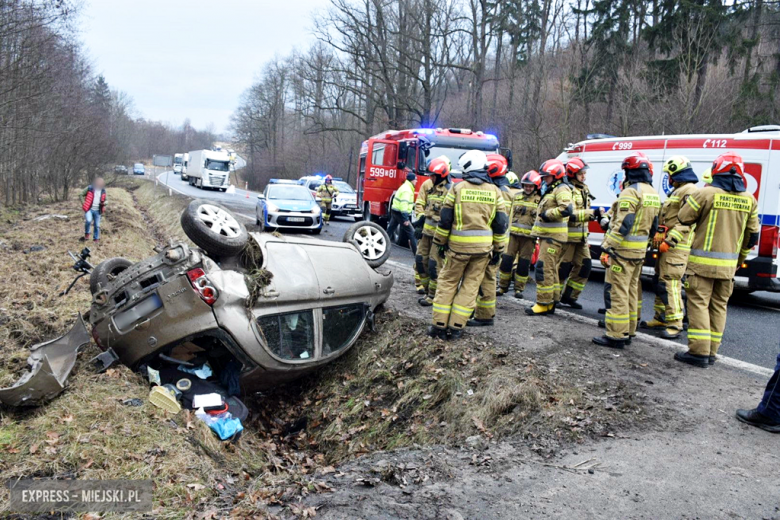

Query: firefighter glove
[599,217,610,231]
[600,251,612,268]
[658,240,673,254]
[540,210,552,222]
[489,250,501,266]
[592,207,602,221]
[437,244,448,257]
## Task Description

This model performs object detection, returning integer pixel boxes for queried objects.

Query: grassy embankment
[0,178,648,517]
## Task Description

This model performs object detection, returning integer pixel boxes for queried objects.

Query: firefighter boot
[514,290,523,299]
[559,286,583,309]
[674,351,709,368]
[525,303,554,316]
[467,318,494,327]
[592,335,626,349]
[418,297,433,307]
[640,317,667,330]
[661,327,682,340]
[426,325,447,340]
[448,328,463,340]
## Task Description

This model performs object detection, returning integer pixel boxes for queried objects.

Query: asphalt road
[157,171,780,370]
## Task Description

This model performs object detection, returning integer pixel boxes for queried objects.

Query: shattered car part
[88,201,394,392]
[0,315,90,406]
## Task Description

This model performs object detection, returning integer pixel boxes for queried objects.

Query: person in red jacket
[81,177,106,243]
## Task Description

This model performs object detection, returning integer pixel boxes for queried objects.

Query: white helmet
[458,150,488,173]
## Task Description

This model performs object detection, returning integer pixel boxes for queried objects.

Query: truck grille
[209,175,226,186]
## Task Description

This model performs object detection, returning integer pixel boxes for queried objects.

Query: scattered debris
[23,245,46,254]
[32,214,69,222]
[121,398,143,407]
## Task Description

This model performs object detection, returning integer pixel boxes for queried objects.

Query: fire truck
[357,128,508,225]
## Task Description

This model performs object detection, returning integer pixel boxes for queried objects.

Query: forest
[0,0,214,205]
[232,0,780,188]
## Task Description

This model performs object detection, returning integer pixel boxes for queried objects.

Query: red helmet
[486,153,508,178]
[427,155,451,177]
[566,157,589,177]
[711,151,744,177]
[539,159,566,181]
[621,152,653,172]
[521,170,542,190]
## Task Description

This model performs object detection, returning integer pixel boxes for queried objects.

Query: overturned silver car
[0,200,394,405]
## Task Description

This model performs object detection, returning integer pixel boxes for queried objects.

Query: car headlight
[312,206,321,214]
[266,202,279,212]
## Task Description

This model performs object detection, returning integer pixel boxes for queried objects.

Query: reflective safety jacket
[414,178,451,236]
[658,182,698,261]
[510,191,541,237]
[567,180,594,243]
[603,182,661,260]
[434,177,509,255]
[317,184,339,203]
[678,185,760,279]
[391,180,415,218]
[531,181,573,242]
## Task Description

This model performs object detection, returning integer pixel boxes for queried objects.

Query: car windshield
[426,145,498,174]
[206,160,230,172]
[134,163,143,169]
[174,157,183,164]
[334,181,354,193]
[267,186,312,200]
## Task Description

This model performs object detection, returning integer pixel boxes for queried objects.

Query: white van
[556,125,780,293]
[186,149,231,191]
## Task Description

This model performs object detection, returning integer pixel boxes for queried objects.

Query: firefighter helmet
[662,155,691,176]
[565,157,589,177]
[505,171,519,185]
[539,159,566,181]
[621,152,653,172]
[711,151,744,177]
[486,153,508,178]
[458,150,488,173]
[521,170,542,189]
[701,168,713,184]
[428,155,451,177]
[324,174,333,183]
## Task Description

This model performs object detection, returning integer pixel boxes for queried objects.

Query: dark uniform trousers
[415,234,434,288]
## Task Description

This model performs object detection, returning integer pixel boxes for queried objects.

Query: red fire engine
[357,128,507,225]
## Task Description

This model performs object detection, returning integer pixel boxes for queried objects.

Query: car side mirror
[257,194,265,200]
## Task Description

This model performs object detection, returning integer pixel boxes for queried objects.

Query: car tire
[342,221,391,268]
[89,257,133,294]
[311,227,322,235]
[181,199,248,257]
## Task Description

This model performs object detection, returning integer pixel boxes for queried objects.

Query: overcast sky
[80,0,328,134]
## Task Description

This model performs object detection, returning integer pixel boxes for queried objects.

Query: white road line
[385,260,774,378]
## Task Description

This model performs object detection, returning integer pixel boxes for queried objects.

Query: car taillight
[758,225,778,258]
[187,268,218,305]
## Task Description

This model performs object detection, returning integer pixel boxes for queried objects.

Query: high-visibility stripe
[493,234,508,244]
[704,209,718,251]
[452,304,473,317]
[433,303,451,313]
[567,279,585,290]
[435,228,451,238]
[534,221,567,228]
[499,272,512,281]
[605,313,630,323]
[476,299,496,309]
[691,249,739,260]
[687,196,701,211]
[688,255,737,267]
[669,229,684,242]
[515,275,528,282]
[687,328,711,340]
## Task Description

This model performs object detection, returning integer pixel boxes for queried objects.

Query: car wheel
[311,227,322,235]
[342,221,391,268]
[180,199,249,257]
[89,257,133,295]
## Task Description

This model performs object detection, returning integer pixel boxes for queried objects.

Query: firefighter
[559,158,599,309]
[674,152,760,367]
[468,153,516,326]
[316,175,340,223]
[640,155,699,339]
[499,170,542,298]
[429,150,508,340]
[416,156,452,305]
[526,159,573,316]
[387,171,418,255]
[593,152,660,349]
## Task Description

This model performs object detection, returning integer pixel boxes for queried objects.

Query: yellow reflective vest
[510,191,541,237]
[678,185,760,279]
[391,180,416,216]
[567,180,594,243]
[317,184,339,203]
[658,182,698,261]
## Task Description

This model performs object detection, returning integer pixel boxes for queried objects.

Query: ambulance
[556,125,780,293]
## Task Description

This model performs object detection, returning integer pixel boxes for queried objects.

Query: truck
[557,125,780,293]
[357,128,509,225]
[181,152,190,180]
[185,149,231,191]
[173,153,184,175]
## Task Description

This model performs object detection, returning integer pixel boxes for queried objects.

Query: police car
[256,179,323,234]
[557,125,780,292]
[298,175,362,220]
